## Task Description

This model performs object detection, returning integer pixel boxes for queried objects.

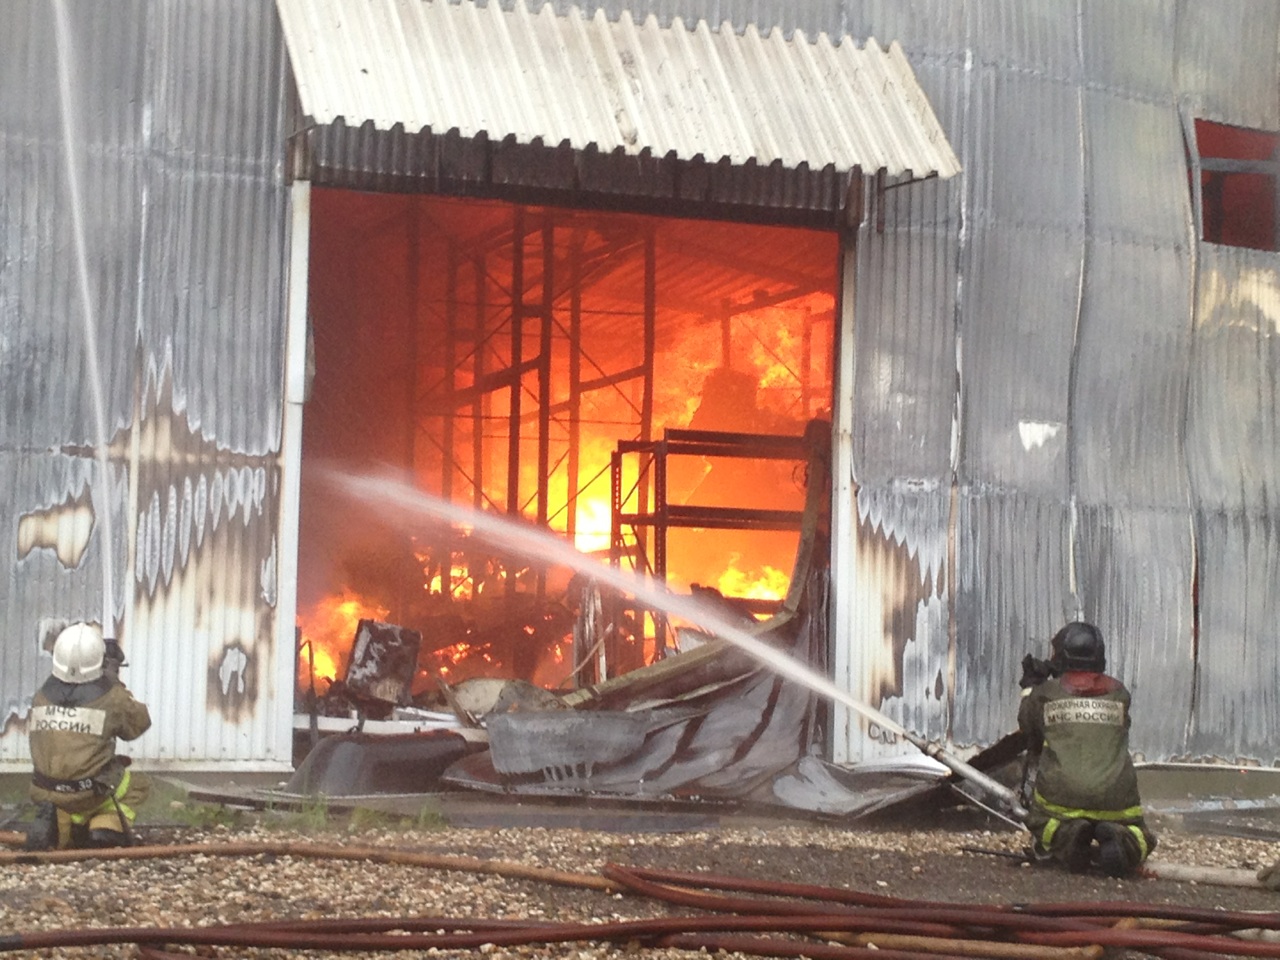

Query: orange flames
[296,528,791,695]
[425,562,476,601]
[717,561,791,602]
[296,591,389,691]
[428,641,491,678]
[297,293,818,694]
[300,195,838,694]
[572,496,613,555]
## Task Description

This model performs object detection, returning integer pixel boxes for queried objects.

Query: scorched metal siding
[0,0,295,768]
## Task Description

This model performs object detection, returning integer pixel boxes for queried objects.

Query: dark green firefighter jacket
[1018,671,1143,818]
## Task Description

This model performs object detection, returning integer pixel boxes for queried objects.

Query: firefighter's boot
[87,827,130,848]
[1054,819,1096,873]
[1095,822,1142,878]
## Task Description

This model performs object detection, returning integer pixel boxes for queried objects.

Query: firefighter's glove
[1017,761,1037,810]
[1257,859,1280,890]
[1019,654,1055,689]
[102,639,126,681]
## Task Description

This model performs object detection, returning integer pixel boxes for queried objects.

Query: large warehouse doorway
[296,190,838,702]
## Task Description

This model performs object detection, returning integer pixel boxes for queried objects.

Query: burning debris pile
[286,425,948,816]
[299,594,578,724]
[295,424,829,728]
[294,570,768,735]
[297,533,583,705]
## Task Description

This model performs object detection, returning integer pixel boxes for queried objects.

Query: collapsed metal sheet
[442,569,833,806]
[769,754,945,818]
[285,731,475,796]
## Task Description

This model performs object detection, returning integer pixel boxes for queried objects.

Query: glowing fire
[717,560,791,602]
[426,563,475,601]
[429,641,491,677]
[573,496,613,554]
[296,591,389,690]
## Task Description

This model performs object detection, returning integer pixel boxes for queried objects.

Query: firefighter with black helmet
[24,622,151,850]
[1017,621,1156,877]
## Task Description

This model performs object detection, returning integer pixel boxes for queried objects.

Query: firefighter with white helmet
[24,622,151,850]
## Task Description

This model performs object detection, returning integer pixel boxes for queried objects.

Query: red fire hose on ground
[2,842,1279,958]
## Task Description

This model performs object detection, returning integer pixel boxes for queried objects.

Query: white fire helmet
[51,622,105,684]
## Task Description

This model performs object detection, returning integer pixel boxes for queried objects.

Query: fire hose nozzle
[103,638,127,667]
[904,732,1028,824]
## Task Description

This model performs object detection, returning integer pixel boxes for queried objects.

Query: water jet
[322,464,1026,821]
[53,0,117,634]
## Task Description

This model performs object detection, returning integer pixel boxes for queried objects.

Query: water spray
[324,466,1026,822]
[53,0,117,636]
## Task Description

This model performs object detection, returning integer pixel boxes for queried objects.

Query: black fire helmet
[1050,621,1106,673]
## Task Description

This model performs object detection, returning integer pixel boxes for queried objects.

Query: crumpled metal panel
[446,565,829,802]
[275,0,961,181]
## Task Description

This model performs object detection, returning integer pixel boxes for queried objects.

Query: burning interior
[299,191,837,700]
[291,192,868,804]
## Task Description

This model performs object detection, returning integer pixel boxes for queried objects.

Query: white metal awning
[275,0,960,183]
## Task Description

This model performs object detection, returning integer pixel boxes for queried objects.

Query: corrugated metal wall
[835,0,1280,764]
[1178,1,1280,763]
[3,0,1278,770]
[0,0,294,767]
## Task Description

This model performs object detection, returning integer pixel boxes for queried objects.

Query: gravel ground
[3,792,1280,960]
